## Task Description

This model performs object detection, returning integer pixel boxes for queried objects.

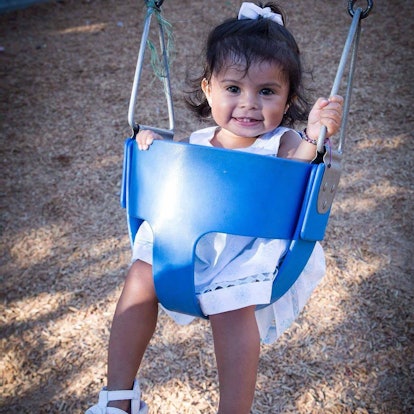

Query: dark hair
[186,2,309,127]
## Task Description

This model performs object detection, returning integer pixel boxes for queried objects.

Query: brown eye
[260,88,274,96]
[227,86,240,93]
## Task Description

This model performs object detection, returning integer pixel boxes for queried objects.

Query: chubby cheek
[264,103,287,128]
[210,106,226,125]
[210,97,232,121]
[267,113,284,129]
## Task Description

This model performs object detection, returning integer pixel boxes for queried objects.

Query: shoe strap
[106,408,128,414]
[98,380,140,405]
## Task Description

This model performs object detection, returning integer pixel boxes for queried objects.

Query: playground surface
[1,0,413,412]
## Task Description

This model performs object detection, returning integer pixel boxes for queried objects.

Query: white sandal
[85,379,148,414]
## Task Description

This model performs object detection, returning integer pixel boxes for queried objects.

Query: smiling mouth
[234,117,261,124]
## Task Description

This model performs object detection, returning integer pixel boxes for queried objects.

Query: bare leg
[210,306,260,414]
[107,260,158,412]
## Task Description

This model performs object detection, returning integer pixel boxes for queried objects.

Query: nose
[239,91,259,109]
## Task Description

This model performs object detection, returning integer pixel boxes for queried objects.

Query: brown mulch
[1,0,413,413]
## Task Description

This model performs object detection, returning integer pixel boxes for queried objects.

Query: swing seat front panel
[122,139,329,317]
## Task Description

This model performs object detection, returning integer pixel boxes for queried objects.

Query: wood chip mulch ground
[1,0,413,413]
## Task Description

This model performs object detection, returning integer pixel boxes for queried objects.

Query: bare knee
[210,306,260,361]
[119,260,158,307]
[210,306,258,334]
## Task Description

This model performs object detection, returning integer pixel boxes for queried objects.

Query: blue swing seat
[119,1,371,318]
[120,138,335,318]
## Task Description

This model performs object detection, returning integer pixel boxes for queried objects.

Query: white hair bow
[238,2,284,26]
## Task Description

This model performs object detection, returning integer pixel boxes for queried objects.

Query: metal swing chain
[314,0,373,214]
[315,0,373,157]
[128,0,174,139]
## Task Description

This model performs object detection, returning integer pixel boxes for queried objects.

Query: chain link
[348,0,374,19]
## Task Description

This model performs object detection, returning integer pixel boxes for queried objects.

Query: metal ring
[348,0,373,19]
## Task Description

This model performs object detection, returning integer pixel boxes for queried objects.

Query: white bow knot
[238,2,283,26]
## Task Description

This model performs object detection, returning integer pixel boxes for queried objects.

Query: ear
[201,78,212,106]
[284,102,290,115]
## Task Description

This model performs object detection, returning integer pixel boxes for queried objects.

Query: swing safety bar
[128,0,174,139]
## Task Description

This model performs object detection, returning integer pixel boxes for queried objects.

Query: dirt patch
[1,0,413,413]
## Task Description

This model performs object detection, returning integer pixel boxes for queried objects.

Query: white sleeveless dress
[132,126,325,344]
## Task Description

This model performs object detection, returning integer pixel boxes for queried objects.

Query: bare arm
[279,95,344,162]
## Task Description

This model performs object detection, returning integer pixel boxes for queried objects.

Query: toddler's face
[202,60,290,149]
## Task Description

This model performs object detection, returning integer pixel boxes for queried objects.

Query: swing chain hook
[145,0,164,11]
[348,0,373,19]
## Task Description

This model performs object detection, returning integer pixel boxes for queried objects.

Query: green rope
[145,0,174,81]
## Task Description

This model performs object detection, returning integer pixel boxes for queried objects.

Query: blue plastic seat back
[121,138,330,317]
